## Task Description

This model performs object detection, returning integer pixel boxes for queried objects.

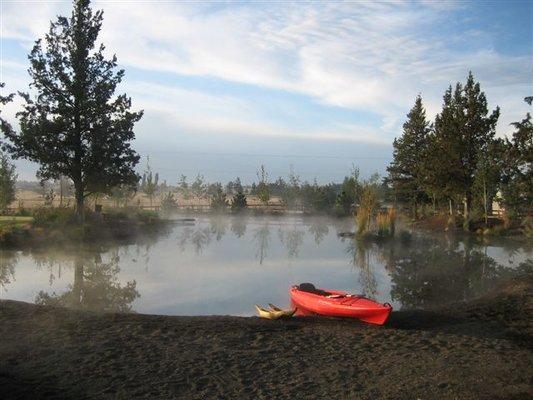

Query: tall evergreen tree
[499,98,533,218]
[2,0,143,220]
[387,95,431,218]
[428,73,499,228]
[460,72,500,225]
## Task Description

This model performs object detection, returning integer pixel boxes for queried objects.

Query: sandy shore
[1,275,531,400]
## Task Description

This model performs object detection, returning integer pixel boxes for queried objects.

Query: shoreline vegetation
[0,271,530,399]
[0,207,174,248]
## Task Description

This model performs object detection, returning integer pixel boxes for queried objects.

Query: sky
[0,0,532,184]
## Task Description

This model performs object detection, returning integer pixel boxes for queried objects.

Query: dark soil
[1,275,531,400]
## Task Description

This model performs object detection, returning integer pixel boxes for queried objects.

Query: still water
[0,216,531,316]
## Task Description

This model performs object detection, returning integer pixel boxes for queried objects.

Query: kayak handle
[383,302,392,308]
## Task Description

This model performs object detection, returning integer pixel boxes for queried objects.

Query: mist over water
[1,215,531,316]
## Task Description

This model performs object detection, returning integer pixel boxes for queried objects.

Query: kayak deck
[290,284,392,325]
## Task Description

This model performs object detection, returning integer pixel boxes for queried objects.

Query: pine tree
[386,95,431,218]
[3,0,142,221]
[427,73,499,228]
[461,72,500,226]
[231,191,247,212]
[499,98,532,219]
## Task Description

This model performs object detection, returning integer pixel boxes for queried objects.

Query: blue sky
[1,0,532,184]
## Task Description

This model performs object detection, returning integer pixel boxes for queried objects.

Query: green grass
[0,215,34,228]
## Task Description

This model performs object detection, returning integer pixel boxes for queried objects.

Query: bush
[135,210,159,224]
[160,192,178,212]
[32,207,76,228]
[231,191,247,212]
[356,184,377,235]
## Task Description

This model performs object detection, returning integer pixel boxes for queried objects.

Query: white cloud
[1,0,531,143]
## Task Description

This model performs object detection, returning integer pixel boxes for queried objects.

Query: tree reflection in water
[279,227,305,260]
[253,224,271,265]
[0,250,18,292]
[344,239,378,298]
[230,217,247,238]
[35,253,139,312]
[209,216,228,241]
[307,220,329,246]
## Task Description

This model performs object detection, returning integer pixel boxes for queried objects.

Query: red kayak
[290,283,392,325]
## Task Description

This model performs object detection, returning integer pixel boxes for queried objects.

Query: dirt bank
[1,274,531,400]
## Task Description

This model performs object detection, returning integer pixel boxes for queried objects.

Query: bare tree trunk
[74,181,84,223]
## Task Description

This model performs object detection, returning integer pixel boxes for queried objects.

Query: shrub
[161,192,178,212]
[231,191,247,212]
[32,207,76,228]
[135,210,159,224]
[356,184,377,235]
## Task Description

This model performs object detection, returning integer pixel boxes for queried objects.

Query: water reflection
[0,216,531,315]
[35,253,139,312]
[253,223,271,265]
[0,250,17,290]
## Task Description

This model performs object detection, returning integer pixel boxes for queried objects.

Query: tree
[472,139,503,224]
[3,0,142,221]
[178,174,190,200]
[110,183,136,207]
[231,191,247,212]
[160,191,178,212]
[256,165,270,206]
[281,166,301,209]
[209,183,228,212]
[0,152,17,212]
[141,158,158,207]
[335,166,361,215]
[460,72,499,226]
[422,86,462,216]
[387,95,431,218]
[499,98,533,219]
[426,73,499,228]
[191,174,206,202]
[0,82,15,139]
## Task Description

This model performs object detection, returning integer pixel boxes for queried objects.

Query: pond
[0,215,531,316]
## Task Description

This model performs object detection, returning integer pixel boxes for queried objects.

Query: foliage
[499,100,532,220]
[0,152,17,212]
[280,167,301,209]
[141,157,158,206]
[387,95,431,218]
[160,191,178,212]
[2,0,142,220]
[209,183,228,212]
[300,181,337,213]
[231,191,247,212]
[191,174,206,201]
[335,167,361,216]
[225,177,243,195]
[0,82,15,141]
[356,183,378,235]
[256,165,270,206]
[177,174,190,200]
[110,184,136,207]
[32,207,77,228]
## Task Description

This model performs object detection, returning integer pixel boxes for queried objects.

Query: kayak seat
[298,283,330,296]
